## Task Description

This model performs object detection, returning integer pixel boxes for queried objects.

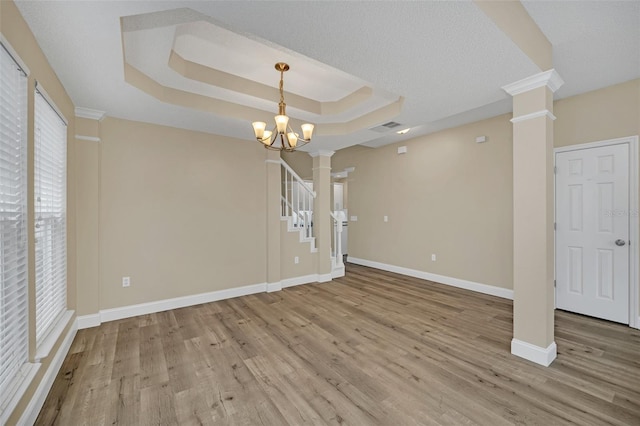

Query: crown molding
[308,150,335,158]
[75,107,106,121]
[502,69,564,96]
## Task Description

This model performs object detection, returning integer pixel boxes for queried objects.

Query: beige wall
[334,79,640,295]
[333,115,515,289]
[96,117,267,309]
[1,0,77,423]
[555,79,640,147]
[280,221,318,280]
[282,150,314,180]
[75,138,100,315]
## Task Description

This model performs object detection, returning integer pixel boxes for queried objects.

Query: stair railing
[280,159,315,240]
[330,211,345,269]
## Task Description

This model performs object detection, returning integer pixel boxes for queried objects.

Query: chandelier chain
[279,70,285,105]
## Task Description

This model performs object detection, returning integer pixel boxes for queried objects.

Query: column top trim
[511,109,556,123]
[502,69,564,96]
[308,150,335,158]
[75,107,106,121]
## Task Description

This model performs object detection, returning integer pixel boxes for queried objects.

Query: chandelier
[252,62,314,151]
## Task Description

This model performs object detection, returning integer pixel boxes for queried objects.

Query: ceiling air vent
[369,121,403,133]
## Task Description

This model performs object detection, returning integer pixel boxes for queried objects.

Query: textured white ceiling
[523,0,640,99]
[13,1,640,152]
[122,15,400,125]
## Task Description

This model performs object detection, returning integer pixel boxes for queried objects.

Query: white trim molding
[35,310,74,362]
[270,273,334,292]
[502,68,564,96]
[75,134,101,142]
[316,273,333,283]
[76,274,335,330]
[0,364,40,425]
[76,313,101,329]
[308,150,335,158]
[19,319,78,425]
[510,110,556,124]
[100,283,267,324]
[74,107,106,121]
[555,136,640,330]
[511,339,557,367]
[331,265,346,279]
[266,282,282,293]
[281,274,319,288]
[348,257,513,300]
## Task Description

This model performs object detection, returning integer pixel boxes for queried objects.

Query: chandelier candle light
[252,62,315,151]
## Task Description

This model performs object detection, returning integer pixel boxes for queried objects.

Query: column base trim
[511,338,557,366]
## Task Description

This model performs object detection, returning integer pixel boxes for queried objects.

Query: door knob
[615,239,626,246]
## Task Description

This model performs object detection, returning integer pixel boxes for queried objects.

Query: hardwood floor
[37,264,640,425]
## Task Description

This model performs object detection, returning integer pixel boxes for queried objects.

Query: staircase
[278,159,344,277]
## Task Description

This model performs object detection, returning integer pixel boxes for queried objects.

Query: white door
[333,183,344,211]
[556,143,629,323]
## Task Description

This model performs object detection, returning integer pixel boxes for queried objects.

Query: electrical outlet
[122,276,130,287]
[384,215,388,222]
[431,254,436,261]
[294,256,299,264]
[350,216,358,222]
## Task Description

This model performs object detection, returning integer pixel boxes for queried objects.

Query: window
[0,44,29,406]
[34,85,67,346]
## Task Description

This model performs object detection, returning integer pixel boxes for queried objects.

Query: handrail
[330,211,344,269]
[279,159,316,198]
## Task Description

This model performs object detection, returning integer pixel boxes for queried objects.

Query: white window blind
[34,85,67,345]
[0,44,29,401]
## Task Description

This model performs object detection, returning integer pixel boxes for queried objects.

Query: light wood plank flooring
[37,264,640,425]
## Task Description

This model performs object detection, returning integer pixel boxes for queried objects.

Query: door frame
[554,135,639,329]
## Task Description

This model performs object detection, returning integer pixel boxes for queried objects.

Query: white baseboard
[76,313,101,329]
[317,273,333,283]
[348,257,513,300]
[77,271,343,331]
[331,266,345,279]
[266,282,282,293]
[281,274,318,288]
[77,282,267,329]
[19,317,78,425]
[100,282,267,323]
[511,338,557,367]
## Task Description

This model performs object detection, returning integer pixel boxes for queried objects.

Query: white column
[310,150,334,282]
[503,69,564,366]
[265,150,282,291]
